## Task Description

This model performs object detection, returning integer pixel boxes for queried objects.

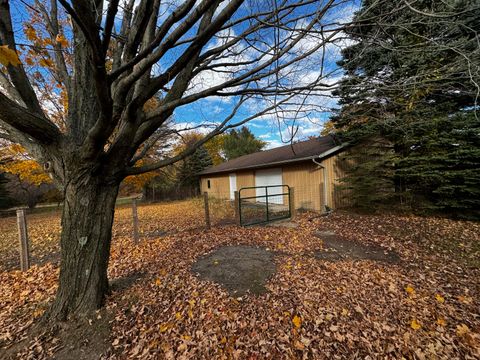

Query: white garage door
[255,168,284,204]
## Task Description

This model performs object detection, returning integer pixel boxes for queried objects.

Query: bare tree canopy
[0,0,356,320]
[0,0,355,178]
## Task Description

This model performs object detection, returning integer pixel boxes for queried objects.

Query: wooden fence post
[16,209,30,271]
[234,191,240,225]
[203,192,211,229]
[132,199,139,244]
[289,187,296,220]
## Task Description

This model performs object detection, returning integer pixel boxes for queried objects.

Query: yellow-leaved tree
[0,144,51,185]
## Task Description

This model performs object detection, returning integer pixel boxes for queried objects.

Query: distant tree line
[144,126,265,201]
[0,145,62,209]
[0,126,266,207]
[331,0,480,219]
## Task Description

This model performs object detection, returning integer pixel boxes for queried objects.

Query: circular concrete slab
[192,245,276,296]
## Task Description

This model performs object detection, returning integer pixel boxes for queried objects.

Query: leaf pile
[0,201,479,359]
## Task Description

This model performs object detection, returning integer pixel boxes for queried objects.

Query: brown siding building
[199,135,349,212]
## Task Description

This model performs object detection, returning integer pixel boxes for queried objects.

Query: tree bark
[47,174,119,320]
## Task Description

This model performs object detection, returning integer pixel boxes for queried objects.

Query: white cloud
[264,139,284,149]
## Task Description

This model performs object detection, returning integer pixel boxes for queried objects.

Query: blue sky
[7,0,359,149]
[169,0,359,148]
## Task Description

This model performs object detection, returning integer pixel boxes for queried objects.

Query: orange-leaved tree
[122,160,157,194]
[173,130,225,165]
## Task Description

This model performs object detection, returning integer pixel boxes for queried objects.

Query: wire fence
[203,191,236,226]
[0,182,353,272]
[282,184,352,212]
[143,185,200,202]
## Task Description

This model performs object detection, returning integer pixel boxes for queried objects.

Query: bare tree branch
[0,92,62,144]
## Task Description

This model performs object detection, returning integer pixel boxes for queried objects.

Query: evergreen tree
[223,127,266,160]
[398,112,480,217]
[177,145,213,191]
[333,0,480,217]
[334,0,478,129]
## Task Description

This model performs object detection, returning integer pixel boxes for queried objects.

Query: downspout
[312,158,329,213]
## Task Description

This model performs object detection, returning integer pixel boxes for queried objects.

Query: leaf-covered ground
[0,200,479,359]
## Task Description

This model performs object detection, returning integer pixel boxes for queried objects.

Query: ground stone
[192,245,276,296]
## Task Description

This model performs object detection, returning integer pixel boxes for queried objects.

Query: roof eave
[199,144,347,176]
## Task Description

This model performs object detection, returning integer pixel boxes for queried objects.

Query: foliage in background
[332,0,480,218]
[0,144,59,207]
[173,131,225,166]
[0,144,157,199]
[0,173,11,209]
[397,112,480,217]
[122,160,158,194]
[145,127,267,201]
[0,144,51,185]
[223,126,266,160]
[204,135,226,166]
[177,145,213,191]
[2,174,61,208]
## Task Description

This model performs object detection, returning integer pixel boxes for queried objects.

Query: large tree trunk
[47,173,119,320]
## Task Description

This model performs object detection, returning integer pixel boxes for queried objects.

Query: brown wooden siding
[199,152,352,211]
[200,170,256,199]
[200,174,230,199]
[236,171,256,198]
[282,162,322,211]
[325,151,353,209]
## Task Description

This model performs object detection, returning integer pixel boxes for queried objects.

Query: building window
[207,180,211,189]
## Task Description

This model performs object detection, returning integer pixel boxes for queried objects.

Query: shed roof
[199,135,345,176]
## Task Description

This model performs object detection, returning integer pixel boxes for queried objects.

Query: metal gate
[238,185,291,226]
